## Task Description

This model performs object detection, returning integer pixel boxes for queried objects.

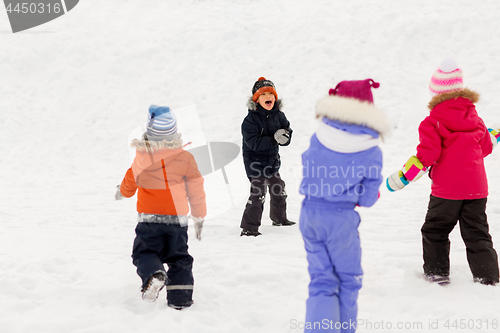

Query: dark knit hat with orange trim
[252,77,278,102]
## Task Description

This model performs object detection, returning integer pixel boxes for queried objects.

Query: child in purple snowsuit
[299,79,390,333]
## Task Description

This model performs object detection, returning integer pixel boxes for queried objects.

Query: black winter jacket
[241,99,292,178]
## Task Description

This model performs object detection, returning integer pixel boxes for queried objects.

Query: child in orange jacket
[116,105,206,309]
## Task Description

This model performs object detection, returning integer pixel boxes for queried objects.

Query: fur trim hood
[247,97,283,111]
[131,133,183,153]
[428,88,479,110]
[315,95,390,138]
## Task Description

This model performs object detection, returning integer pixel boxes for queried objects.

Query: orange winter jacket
[120,138,206,218]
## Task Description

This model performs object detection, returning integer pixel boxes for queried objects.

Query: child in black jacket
[240,77,295,236]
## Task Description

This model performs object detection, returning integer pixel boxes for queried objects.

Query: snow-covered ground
[2,1,500,332]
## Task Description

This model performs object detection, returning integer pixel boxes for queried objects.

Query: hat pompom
[258,77,267,81]
[369,79,380,89]
[439,57,459,73]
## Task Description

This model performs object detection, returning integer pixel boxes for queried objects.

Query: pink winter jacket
[416,89,493,200]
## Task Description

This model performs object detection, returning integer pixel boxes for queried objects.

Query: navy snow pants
[300,200,363,333]
[240,173,288,230]
[132,222,194,306]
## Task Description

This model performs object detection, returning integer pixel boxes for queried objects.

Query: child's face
[257,92,276,111]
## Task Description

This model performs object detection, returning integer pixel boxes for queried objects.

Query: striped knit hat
[252,77,278,102]
[429,58,464,96]
[146,105,177,137]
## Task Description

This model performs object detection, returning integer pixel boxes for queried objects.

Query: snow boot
[240,229,262,237]
[473,277,498,286]
[168,300,194,310]
[141,272,166,302]
[272,220,296,226]
[423,274,450,286]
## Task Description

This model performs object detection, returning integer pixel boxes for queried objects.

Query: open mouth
[265,101,273,106]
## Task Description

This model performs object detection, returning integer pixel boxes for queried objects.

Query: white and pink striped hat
[429,58,464,96]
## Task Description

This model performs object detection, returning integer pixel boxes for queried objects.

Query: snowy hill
[1,1,500,332]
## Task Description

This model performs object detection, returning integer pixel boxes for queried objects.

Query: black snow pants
[132,220,194,306]
[240,173,288,231]
[421,195,499,283]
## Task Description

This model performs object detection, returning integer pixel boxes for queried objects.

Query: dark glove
[115,185,124,200]
[274,129,290,145]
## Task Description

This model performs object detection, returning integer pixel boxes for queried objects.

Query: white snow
[2,1,500,332]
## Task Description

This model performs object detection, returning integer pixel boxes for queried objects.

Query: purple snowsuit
[299,118,383,333]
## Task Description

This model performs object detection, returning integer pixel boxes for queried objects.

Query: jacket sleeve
[416,117,442,168]
[357,149,383,207]
[478,119,493,158]
[185,154,207,218]
[279,112,293,147]
[242,116,277,151]
[120,168,138,198]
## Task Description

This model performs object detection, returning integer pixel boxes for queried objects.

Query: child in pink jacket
[389,58,499,285]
